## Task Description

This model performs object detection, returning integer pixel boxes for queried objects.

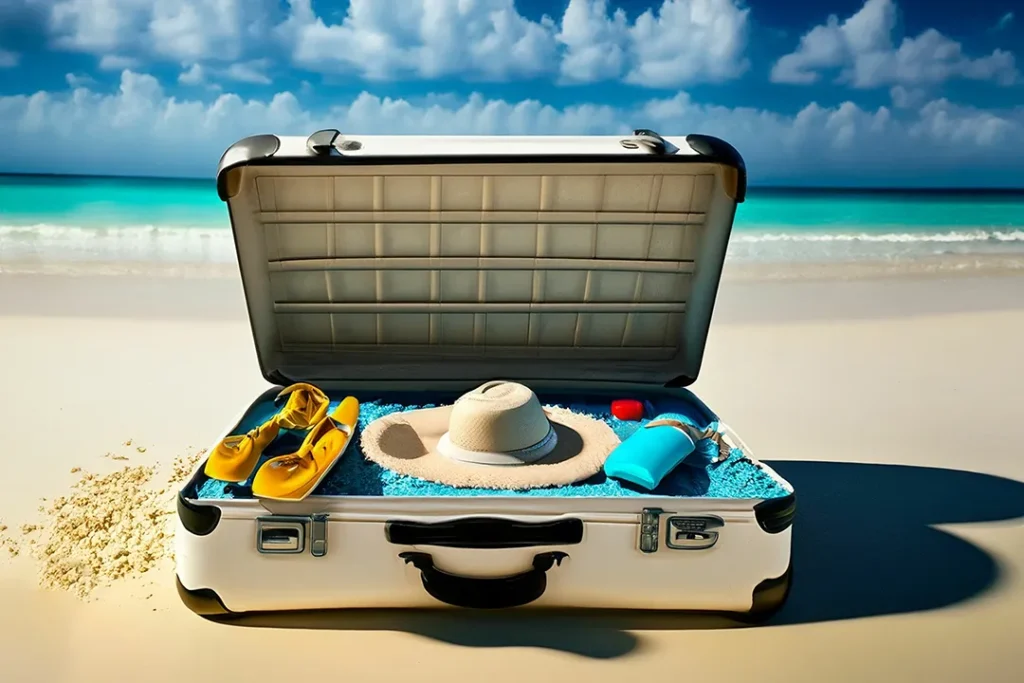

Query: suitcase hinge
[306,129,363,156]
[639,508,723,553]
[620,129,678,155]
[256,514,329,558]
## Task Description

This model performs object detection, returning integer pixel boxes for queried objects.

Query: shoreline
[3,251,1024,281]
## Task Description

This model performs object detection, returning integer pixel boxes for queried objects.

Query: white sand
[0,269,1022,683]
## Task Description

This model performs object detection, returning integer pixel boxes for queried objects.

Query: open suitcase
[174,129,796,620]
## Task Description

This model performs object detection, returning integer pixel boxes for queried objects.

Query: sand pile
[0,523,19,558]
[9,444,207,600]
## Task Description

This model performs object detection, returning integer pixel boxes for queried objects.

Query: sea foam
[0,223,236,265]
[3,222,1024,268]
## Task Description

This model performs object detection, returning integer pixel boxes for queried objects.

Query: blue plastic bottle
[603,417,699,490]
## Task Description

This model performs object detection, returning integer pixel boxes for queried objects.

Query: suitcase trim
[215,132,747,203]
[174,557,794,621]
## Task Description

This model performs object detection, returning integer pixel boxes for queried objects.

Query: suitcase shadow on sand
[222,461,1024,659]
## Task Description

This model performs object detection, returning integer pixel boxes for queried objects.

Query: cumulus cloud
[224,59,272,85]
[279,0,751,86]
[558,0,751,86]
[0,70,1021,186]
[772,0,1020,88]
[64,72,96,88]
[177,64,205,86]
[42,0,280,63]
[98,54,140,71]
[277,0,561,82]
[176,59,270,89]
[33,0,751,88]
[889,85,926,109]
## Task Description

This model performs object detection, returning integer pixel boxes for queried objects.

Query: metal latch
[665,516,723,550]
[619,129,678,155]
[639,508,664,553]
[639,509,724,553]
[309,513,328,557]
[256,514,329,557]
[305,129,362,156]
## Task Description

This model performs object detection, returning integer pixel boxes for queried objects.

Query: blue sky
[0,0,1022,186]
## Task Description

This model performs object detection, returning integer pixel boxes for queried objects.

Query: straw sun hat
[359,381,621,490]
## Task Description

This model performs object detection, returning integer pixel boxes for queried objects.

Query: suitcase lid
[216,129,745,387]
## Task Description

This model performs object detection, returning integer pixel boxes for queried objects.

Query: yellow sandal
[204,418,282,483]
[204,382,332,483]
[274,382,331,430]
[252,397,359,501]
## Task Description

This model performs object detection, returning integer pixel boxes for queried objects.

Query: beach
[0,265,1022,683]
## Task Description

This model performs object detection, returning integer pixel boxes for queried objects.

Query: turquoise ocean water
[1,174,1023,266]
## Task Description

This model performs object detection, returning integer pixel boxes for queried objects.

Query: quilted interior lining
[252,169,715,352]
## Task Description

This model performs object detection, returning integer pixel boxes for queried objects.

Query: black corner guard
[176,491,222,536]
[684,133,747,203]
[386,517,584,549]
[753,492,796,534]
[175,576,235,617]
[400,551,568,609]
[215,134,281,201]
[734,561,793,624]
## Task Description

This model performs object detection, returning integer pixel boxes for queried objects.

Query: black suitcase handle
[385,517,583,549]
[399,551,569,609]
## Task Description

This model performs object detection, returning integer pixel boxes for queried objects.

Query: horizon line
[1,170,1023,193]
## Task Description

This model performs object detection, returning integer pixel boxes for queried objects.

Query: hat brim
[359,405,620,490]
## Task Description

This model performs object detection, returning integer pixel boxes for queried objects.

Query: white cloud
[98,54,140,71]
[278,0,749,87]
[224,59,272,85]
[43,0,279,63]
[889,85,926,109]
[178,59,271,88]
[0,48,19,68]
[0,70,1021,186]
[277,0,559,82]
[32,0,750,88]
[772,0,1020,88]
[178,64,205,86]
[995,12,1014,31]
[558,0,751,87]
[555,0,631,82]
[65,72,96,88]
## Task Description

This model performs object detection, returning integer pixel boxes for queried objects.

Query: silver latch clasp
[256,514,329,557]
[639,508,664,553]
[620,129,678,155]
[305,129,362,156]
[665,516,723,550]
[310,513,328,557]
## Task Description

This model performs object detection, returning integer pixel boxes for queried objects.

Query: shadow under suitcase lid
[205,461,1024,659]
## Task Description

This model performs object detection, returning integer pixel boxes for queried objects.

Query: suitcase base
[174,559,793,624]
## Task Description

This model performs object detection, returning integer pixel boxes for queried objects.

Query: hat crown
[447,381,551,455]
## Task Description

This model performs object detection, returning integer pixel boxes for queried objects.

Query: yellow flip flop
[204,418,282,483]
[252,397,360,501]
[275,382,330,430]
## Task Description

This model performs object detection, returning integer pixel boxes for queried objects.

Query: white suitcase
[174,129,796,621]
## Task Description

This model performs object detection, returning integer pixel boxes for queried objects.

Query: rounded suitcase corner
[176,490,222,536]
[175,575,242,620]
[732,560,793,625]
